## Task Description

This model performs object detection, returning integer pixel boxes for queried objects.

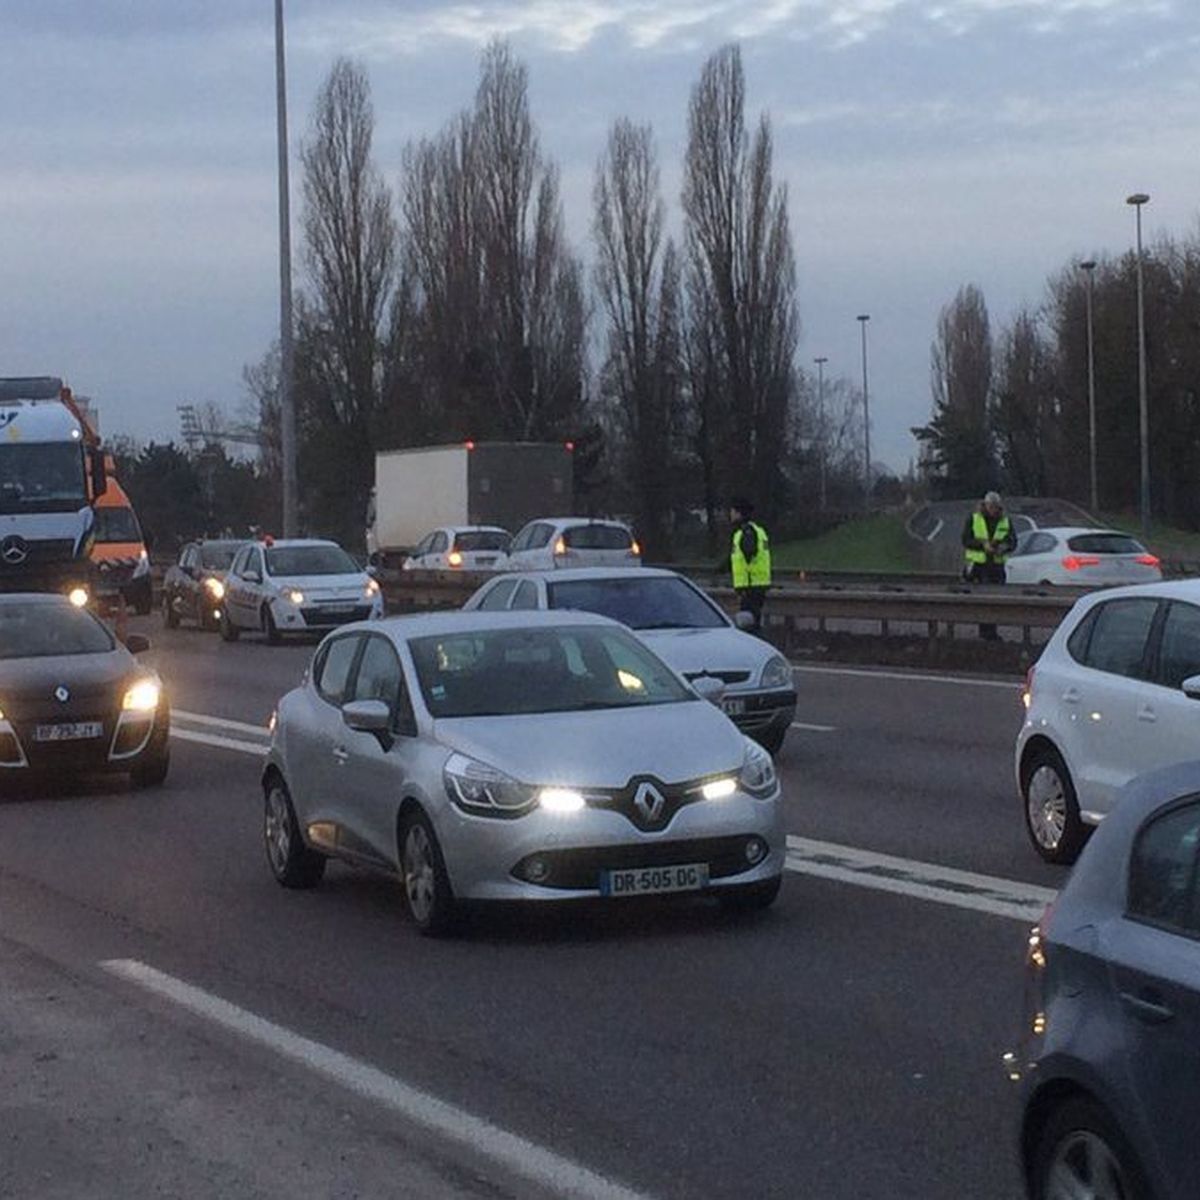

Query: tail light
[554,537,567,556]
[1022,666,1035,710]
[1136,554,1160,567]
[1061,555,1101,571]
[447,550,463,568]
[629,540,641,557]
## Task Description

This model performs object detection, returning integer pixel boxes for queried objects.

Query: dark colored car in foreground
[1008,763,1200,1200]
[162,539,243,631]
[0,593,169,788]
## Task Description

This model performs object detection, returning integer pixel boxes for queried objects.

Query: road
[0,620,1063,1199]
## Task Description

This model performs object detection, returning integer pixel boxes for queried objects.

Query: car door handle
[1119,990,1174,1025]
[1137,705,1157,723]
[332,747,349,764]
[1062,687,1081,704]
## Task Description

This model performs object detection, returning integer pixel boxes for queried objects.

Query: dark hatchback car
[1009,763,1200,1200]
[0,594,169,789]
[162,539,242,631]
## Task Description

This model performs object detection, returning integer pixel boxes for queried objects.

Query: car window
[315,635,362,705]
[510,525,533,552]
[1156,602,1200,690]
[1081,599,1159,679]
[477,579,517,611]
[0,600,115,659]
[1067,533,1146,556]
[242,548,264,580]
[411,535,431,558]
[1129,800,1200,935]
[548,576,726,629]
[351,635,414,731]
[200,542,239,571]
[454,530,509,552]
[266,545,357,576]
[230,547,248,575]
[1027,533,1056,555]
[563,524,632,550]
[529,523,555,549]
[1066,607,1099,665]
[431,532,449,554]
[510,580,539,610]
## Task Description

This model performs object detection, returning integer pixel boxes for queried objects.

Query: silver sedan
[262,610,784,934]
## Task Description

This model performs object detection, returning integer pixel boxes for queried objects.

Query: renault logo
[632,781,666,824]
[1,535,28,565]
[54,686,70,703]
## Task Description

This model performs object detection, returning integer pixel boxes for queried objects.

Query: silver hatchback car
[262,610,784,934]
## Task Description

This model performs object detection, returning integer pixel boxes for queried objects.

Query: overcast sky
[3,0,1197,471]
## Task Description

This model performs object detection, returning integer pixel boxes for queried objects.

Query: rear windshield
[548,576,726,630]
[0,601,114,659]
[93,506,142,543]
[564,524,632,550]
[1066,534,1146,556]
[454,531,509,553]
[266,546,359,576]
[200,543,240,570]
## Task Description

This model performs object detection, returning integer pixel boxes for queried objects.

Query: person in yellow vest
[729,498,772,634]
[961,490,1016,640]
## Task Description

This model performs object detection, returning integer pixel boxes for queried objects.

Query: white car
[1017,579,1200,863]
[464,568,797,753]
[402,526,510,572]
[504,517,641,570]
[1005,527,1162,587]
[221,539,383,643]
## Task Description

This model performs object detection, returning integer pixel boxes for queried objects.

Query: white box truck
[366,442,573,563]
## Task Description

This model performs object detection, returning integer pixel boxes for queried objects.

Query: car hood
[634,626,772,682]
[433,701,745,788]
[0,649,135,712]
[267,572,368,593]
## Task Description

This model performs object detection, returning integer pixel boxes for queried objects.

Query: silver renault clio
[262,610,784,934]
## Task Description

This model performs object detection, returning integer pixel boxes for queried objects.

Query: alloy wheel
[403,823,436,925]
[1044,1130,1130,1200]
[265,786,292,876]
[1027,764,1067,850]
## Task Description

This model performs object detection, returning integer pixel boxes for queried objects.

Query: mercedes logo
[1,535,28,565]
[54,686,70,703]
[632,781,666,824]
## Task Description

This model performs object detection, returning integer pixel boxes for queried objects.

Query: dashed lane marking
[790,721,836,733]
[170,728,266,756]
[174,709,271,738]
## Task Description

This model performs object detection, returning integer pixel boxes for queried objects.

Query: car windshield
[265,545,358,576]
[454,531,509,553]
[548,577,726,630]
[563,524,632,550]
[1066,533,1146,556]
[409,625,692,717]
[0,601,114,659]
[0,443,87,515]
[200,543,240,570]
[93,506,142,543]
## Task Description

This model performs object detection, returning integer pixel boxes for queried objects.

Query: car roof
[0,592,75,607]
[527,517,631,529]
[261,538,343,549]
[363,609,621,639]
[492,566,677,584]
[444,525,508,533]
[1025,527,1139,539]
[1071,578,1200,605]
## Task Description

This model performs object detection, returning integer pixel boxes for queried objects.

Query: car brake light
[630,540,641,557]
[1136,554,1160,567]
[1061,555,1101,571]
[447,550,463,568]
[554,537,567,556]
[1022,666,1035,710]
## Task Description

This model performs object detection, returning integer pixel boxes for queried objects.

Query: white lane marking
[790,722,836,733]
[790,664,1021,691]
[174,709,271,737]
[170,728,266,756]
[785,835,1056,923]
[101,959,652,1200]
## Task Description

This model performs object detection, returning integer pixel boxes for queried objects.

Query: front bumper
[723,688,797,737]
[1,700,169,778]
[434,787,785,902]
[272,597,384,631]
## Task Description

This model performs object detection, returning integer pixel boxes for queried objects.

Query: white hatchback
[504,518,641,570]
[402,526,510,572]
[1017,579,1200,863]
[1005,527,1162,587]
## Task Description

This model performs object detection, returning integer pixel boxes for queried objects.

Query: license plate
[722,697,747,716]
[34,722,104,742]
[600,862,709,897]
[477,557,497,566]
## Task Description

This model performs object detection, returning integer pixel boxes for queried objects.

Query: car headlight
[132,550,150,578]
[365,577,381,597]
[204,577,226,600]
[760,655,792,689]
[122,678,161,713]
[68,586,89,608]
[286,589,304,605]
[444,752,536,816]
[739,738,778,798]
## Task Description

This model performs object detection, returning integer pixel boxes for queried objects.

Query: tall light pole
[1080,260,1098,515]
[857,315,871,512]
[813,356,828,511]
[1126,192,1150,538]
[275,0,298,536]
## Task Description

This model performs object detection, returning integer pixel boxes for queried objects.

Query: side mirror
[1182,675,1200,701]
[692,675,726,706]
[124,633,151,655]
[733,611,754,631]
[244,570,261,584]
[342,699,391,734]
[366,564,379,579]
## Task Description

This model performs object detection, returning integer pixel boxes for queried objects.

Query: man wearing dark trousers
[728,498,772,635]
[961,490,1016,640]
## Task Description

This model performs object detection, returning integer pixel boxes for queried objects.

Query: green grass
[1099,512,1200,563]
[771,513,919,573]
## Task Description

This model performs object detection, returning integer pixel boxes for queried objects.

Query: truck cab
[90,466,152,614]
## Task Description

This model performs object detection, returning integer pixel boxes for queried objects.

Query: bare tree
[593,119,681,555]
[992,308,1057,495]
[681,45,799,528]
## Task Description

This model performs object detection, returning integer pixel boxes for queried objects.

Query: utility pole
[857,315,871,513]
[275,0,298,536]
[1126,193,1151,539]
[1080,260,1098,515]
[813,356,828,511]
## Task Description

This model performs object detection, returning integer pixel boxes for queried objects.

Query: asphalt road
[0,619,1063,1199]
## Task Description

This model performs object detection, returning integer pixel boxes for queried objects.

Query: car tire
[130,736,170,789]
[717,875,782,913]
[220,608,239,642]
[162,593,179,629]
[1029,1096,1150,1200]
[263,604,282,645]
[1022,745,1087,865]
[399,810,457,936]
[264,777,325,889]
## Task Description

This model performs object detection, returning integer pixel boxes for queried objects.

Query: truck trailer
[366,442,573,563]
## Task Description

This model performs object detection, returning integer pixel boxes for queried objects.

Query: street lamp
[813,356,828,511]
[857,315,871,512]
[1079,260,1098,515]
[1126,192,1150,538]
[275,0,298,537]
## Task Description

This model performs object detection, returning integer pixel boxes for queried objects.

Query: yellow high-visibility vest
[732,522,772,588]
[965,512,1011,565]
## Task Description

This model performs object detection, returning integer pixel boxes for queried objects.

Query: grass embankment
[1100,512,1200,563]
[771,513,918,573]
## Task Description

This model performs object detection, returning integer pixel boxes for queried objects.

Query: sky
[2,0,1197,472]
